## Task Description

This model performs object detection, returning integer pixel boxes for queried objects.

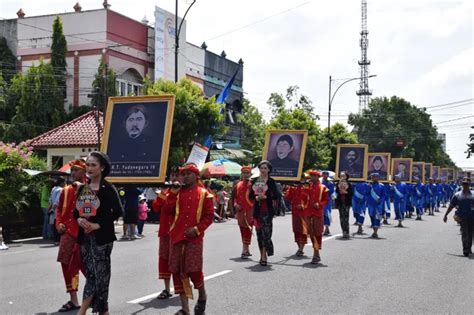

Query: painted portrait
[412,162,425,183]
[432,166,440,180]
[367,153,391,182]
[391,158,413,183]
[262,130,308,181]
[424,163,432,182]
[335,144,368,181]
[447,168,454,182]
[101,95,175,183]
[441,168,448,180]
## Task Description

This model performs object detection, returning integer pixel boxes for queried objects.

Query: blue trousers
[394,199,406,221]
[352,199,366,225]
[426,195,436,211]
[384,198,391,218]
[324,199,332,226]
[368,203,383,228]
[413,196,424,216]
[42,208,52,238]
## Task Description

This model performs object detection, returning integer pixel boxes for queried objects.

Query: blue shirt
[414,183,425,197]
[353,182,368,202]
[392,182,407,201]
[450,190,474,219]
[368,183,385,207]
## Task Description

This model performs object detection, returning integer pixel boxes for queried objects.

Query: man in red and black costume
[152,166,180,300]
[165,163,214,315]
[285,174,309,257]
[306,170,329,264]
[232,165,255,259]
[55,159,86,312]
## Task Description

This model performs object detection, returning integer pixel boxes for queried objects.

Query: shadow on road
[130,296,182,314]
[446,253,474,260]
[245,263,274,272]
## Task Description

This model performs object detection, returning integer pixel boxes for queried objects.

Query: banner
[187,142,209,170]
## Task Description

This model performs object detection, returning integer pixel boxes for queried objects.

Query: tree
[0,73,7,139]
[91,60,117,111]
[323,123,358,171]
[267,86,330,170]
[237,99,266,164]
[0,37,16,84]
[3,61,66,142]
[50,16,68,99]
[348,96,455,166]
[143,77,225,167]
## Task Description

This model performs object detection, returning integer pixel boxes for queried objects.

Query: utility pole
[174,0,196,82]
[328,75,332,134]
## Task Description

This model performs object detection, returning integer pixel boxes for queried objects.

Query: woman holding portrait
[249,160,281,266]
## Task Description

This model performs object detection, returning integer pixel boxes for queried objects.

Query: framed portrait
[447,168,454,182]
[424,163,432,182]
[262,129,308,181]
[335,144,369,181]
[101,95,175,183]
[412,162,425,183]
[391,158,413,183]
[440,168,448,180]
[432,166,440,180]
[457,171,465,181]
[367,152,391,182]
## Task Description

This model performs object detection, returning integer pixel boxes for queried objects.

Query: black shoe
[194,299,206,315]
[397,222,403,227]
[357,226,364,234]
[371,233,379,239]
[463,252,469,257]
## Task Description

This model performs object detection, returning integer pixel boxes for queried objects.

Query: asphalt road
[1,207,472,315]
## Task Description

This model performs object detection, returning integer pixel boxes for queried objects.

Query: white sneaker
[134,234,142,239]
[0,241,9,250]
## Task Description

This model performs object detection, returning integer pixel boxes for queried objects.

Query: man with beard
[55,159,86,312]
[341,149,363,179]
[108,105,160,162]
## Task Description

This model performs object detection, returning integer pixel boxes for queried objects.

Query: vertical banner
[186,142,210,170]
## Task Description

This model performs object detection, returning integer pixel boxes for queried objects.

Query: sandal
[311,255,321,264]
[157,289,172,299]
[194,299,207,315]
[174,309,190,315]
[259,260,267,266]
[58,301,80,312]
[241,253,249,259]
[296,249,304,257]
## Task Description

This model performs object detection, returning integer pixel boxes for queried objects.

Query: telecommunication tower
[356,0,371,113]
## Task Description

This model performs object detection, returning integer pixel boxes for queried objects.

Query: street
[1,207,472,315]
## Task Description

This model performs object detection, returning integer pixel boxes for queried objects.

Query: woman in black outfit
[74,152,123,315]
[335,171,353,239]
[249,160,281,266]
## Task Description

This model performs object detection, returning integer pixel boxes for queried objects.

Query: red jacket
[165,185,214,244]
[56,184,80,239]
[233,180,255,227]
[307,182,329,217]
[285,185,309,217]
[152,188,174,237]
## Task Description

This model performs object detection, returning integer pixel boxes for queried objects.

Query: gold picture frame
[100,95,175,183]
[424,163,433,183]
[367,152,391,182]
[412,162,425,183]
[335,144,369,181]
[391,158,413,183]
[262,129,308,181]
[432,166,441,180]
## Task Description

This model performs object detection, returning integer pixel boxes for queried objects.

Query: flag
[216,66,240,112]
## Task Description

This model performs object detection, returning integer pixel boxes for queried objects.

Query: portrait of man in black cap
[367,154,389,181]
[269,134,300,177]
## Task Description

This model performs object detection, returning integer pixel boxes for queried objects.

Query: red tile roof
[30,110,103,148]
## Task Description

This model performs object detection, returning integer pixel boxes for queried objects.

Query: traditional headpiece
[371,172,380,178]
[68,159,86,170]
[179,163,200,176]
[241,165,252,173]
[309,170,321,177]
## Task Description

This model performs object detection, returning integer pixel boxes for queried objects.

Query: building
[1,2,244,140]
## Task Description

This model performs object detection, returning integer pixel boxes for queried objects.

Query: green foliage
[237,99,266,165]
[0,37,16,84]
[267,86,330,170]
[0,142,46,220]
[144,78,225,167]
[2,61,66,143]
[323,123,358,171]
[50,16,68,99]
[91,60,117,111]
[348,96,455,166]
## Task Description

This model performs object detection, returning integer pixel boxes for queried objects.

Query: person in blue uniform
[441,179,449,207]
[413,177,425,220]
[392,174,408,227]
[367,173,385,238]
[425,177,437,215]
[406,183,416,218]
[352,182,368,235]
[383,182,392,225]
[321,171,335,236]
[436,178,443,211]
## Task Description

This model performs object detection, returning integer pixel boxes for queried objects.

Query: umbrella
[201,159,242,178]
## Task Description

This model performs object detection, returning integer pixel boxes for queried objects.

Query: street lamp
[175,0,197,82]
[327,74,376,134]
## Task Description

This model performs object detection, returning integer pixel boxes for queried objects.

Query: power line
[434,115,474,124]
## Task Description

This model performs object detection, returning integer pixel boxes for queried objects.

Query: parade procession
[1,1,473,315]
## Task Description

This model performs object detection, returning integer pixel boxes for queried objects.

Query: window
[116,79,142,96]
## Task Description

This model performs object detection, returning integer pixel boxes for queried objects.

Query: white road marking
[11,236,42,242]
[1,249,37,255]
[127,270,232,304]
[305,234,342,246]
